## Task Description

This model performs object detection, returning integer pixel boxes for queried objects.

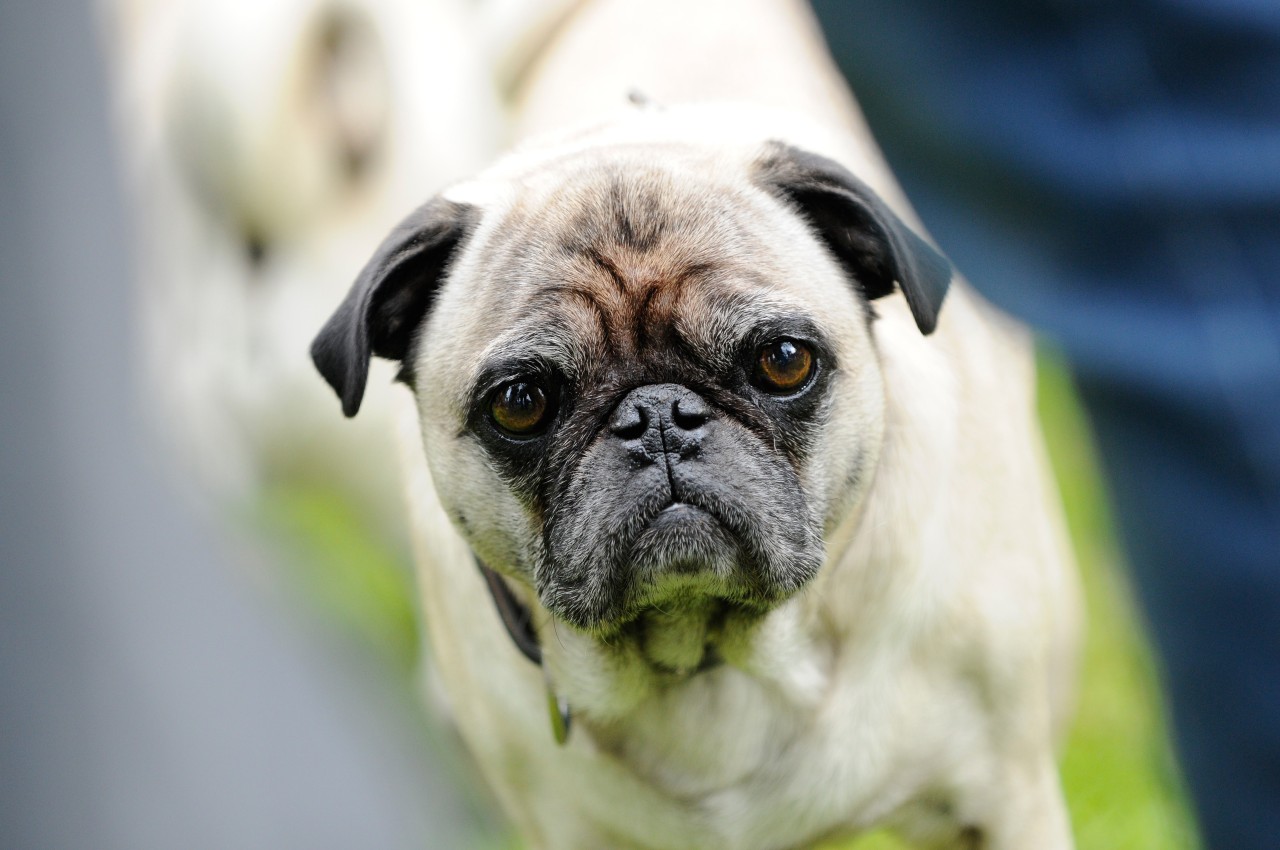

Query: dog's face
[313,115,950,669]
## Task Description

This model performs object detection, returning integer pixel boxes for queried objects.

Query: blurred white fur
[103,0,503,541]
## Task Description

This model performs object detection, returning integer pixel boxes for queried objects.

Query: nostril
[672,396,710,431]
[611,405,648,440]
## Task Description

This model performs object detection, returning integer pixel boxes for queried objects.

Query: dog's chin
[541,503,804,675]
[628,503,741,582]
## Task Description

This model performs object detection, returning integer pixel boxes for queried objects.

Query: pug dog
[310,96,1080,849]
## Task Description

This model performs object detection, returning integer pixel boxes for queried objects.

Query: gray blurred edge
[0,2,481,848]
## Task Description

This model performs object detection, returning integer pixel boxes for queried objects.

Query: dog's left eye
[490,380,552,436]
[752,339,815,394]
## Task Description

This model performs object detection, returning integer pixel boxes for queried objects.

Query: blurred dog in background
[104,0,502,548]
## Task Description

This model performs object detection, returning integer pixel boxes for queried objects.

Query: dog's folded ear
[755,142,952,335]
[311,198,477,416]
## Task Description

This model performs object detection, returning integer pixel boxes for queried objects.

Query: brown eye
[490,381,550,436]
[753,339,814,394]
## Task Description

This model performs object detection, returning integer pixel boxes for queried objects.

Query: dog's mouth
[617,497,779,606]
[626,502,740,577]
[540,484,819,632]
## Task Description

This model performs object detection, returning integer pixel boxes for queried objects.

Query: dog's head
[312,112,951,668]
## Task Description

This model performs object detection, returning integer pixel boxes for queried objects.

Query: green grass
[1035,352,1200,850]
[260,350,1202,849]
[252,481,421,675]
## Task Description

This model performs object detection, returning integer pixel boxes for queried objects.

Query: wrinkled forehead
[437,148,841,387]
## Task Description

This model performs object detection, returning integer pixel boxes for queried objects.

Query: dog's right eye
[752,339,815,395]
[490,380,551,436]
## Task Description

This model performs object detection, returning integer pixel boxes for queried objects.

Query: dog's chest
[587,668,802,797]
[570,653,954,849]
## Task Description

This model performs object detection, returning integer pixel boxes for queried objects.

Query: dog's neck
[475,557,574,744]
[504,581,840,762]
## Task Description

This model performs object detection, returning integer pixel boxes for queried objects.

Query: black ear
[311,198,477,417]
[755,142,952,334]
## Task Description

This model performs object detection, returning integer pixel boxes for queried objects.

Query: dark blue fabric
[809,2,1280,847]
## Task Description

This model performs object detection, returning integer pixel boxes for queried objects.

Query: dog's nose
[609,384,712,453]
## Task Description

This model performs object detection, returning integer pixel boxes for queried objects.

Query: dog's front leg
[954,755,1074,850]
[898,752,1073,850]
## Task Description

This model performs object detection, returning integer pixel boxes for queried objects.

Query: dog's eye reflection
[490,380,550,436]
[753,339,815,394]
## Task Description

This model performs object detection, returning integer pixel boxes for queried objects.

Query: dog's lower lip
[640,501,727,541]
[653,502,711,524]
